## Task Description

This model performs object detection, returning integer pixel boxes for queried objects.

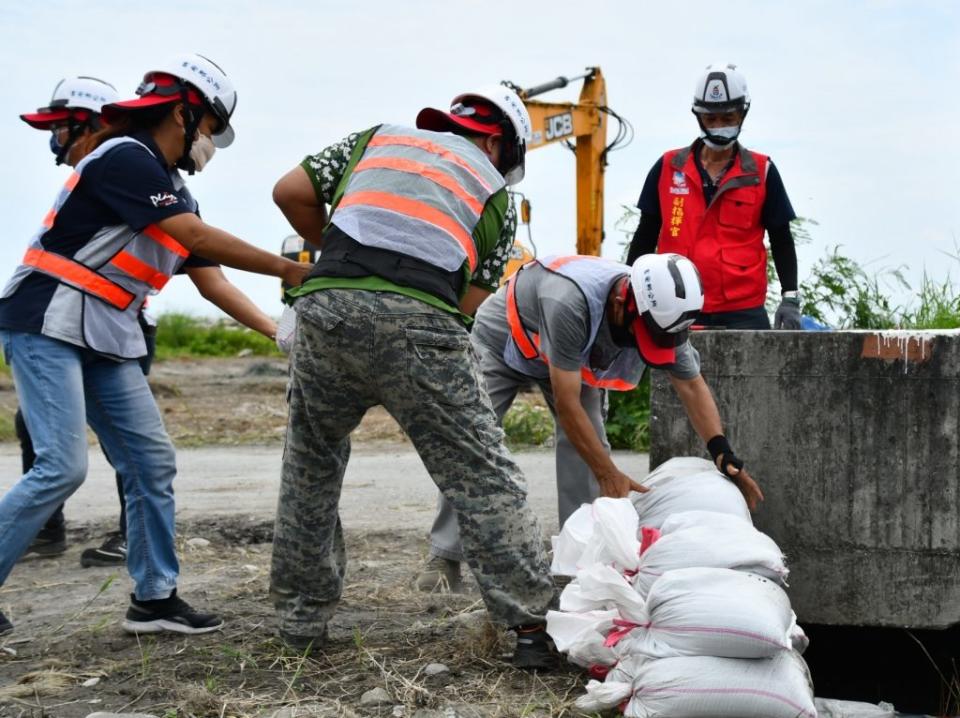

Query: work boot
[0,610,12,636]
[122,590,223,635]
[279,626,328,656]
[80,532,127,567]
[415,556,462,593]
[21,525,67,559]
[512,624,559,671]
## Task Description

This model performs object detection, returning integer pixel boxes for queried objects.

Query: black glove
[707,435,744,481]
[774,296,801,330]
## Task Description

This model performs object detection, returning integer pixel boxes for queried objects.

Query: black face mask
[609,314,636,348]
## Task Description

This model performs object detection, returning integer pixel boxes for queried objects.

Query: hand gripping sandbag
[552,497,641,576]
[627,567,795,659]
[577,651,817,718]
[633,522,788,597]
[630,469,751,529]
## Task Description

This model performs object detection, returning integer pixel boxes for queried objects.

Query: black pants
[17,320,157,539]
[696,305,771,330]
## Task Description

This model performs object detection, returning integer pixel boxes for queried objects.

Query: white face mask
[189,133,216,172]
[700,125,741,149]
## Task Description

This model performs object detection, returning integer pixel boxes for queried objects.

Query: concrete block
[650,330,960,628]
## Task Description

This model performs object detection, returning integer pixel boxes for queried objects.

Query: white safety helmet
[105,53,236,147]
[417,84,531,184]
[21,76,119,165]
[630,253,704,347]
[692,62,750,115]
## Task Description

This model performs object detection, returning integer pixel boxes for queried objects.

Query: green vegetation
[154,313,280,359]
[606,373,651,452]
[502,399,554,448]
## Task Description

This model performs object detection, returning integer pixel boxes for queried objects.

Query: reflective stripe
[505,272,539,360]
[355,157,484,216]
[368,134,493,193]
[40,172,82,230]
[22,248,135,310]
[110,251,169,291]
[580,370,635,391]
[338,190,478,270]
[142,223,189,258]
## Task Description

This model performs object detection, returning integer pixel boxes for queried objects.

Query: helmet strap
[176,86,203,175]
[54,114,89,166]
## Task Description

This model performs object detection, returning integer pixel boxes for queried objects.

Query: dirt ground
[0,358,588,718]
[1,519,586,718]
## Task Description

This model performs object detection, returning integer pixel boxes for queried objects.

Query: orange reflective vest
[656,143,769,313]
[503,255,643,391]
[331,124,505,274]
[1,137,190,358]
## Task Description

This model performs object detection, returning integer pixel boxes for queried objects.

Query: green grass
[154,312,280,360]
[502,399,554,448]
[605,373,651,452]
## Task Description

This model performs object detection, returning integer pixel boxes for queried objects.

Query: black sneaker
[122,590,223,635]
[0,610,12,636]
[22,525,67,558]
[512,625,559,671]
[80,533,127,567]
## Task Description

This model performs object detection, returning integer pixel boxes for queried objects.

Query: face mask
[700,125,741,149]
[189,133,216,172]
[49,132,64,156]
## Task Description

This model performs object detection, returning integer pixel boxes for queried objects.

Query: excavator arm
[512,67,608,256]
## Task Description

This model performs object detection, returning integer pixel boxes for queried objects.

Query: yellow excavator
[501,66,632,280]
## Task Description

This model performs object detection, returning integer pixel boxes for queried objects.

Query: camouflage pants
[270,289,555,638]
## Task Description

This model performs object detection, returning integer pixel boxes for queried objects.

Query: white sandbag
[577,651,816,718]
[630,469,751,529]
[559,564,646,623]
[634,522,788,596]
[814,698,896,718]
[551,497,641,576]
[545,609,618,668]
[789,612,810,655]
[659,509,753,534]
[627,567,794,658]
[642,456,718,488]
[550,503,595,575]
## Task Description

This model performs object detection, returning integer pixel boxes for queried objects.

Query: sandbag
[634,521,788,596]
[551,498,640,576]
[630,567,794,658]
[631,469,751,529]
[545,609,618,668]
[814,698,896,718]
[577,651,816,718]
[642,456,717,488]
[558,564,646,623]
[659,509,753,534]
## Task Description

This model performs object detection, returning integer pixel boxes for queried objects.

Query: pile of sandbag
[547,457,816,718]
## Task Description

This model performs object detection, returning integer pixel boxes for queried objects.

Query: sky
[0,1,957,319]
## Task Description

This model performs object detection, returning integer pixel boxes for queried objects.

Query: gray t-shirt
[474,263,701,381]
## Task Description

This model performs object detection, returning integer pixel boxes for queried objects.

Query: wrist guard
[707,435,744,480]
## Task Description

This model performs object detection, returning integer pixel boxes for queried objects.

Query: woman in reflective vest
[0,54,308,637]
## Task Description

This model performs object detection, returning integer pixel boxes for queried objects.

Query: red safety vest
[656,143,769,313]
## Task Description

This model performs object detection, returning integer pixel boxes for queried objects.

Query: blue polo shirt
[0,132,215,334]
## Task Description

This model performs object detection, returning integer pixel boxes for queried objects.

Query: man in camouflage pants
[269,87,557,668]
